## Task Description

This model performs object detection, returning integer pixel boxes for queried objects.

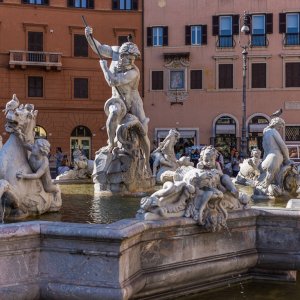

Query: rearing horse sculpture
[0,95,62,220]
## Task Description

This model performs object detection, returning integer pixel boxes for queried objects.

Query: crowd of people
[174,145,243,177]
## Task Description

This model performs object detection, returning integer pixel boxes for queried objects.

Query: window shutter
[163,26,168,46]
[202,25,207,45]
[219,64,233,89]
[112,0,118,9]
[74,34,88,57]
[88,0,94,8]
[190,70,202,89]
[212,16,219,36]
[232,15,240,35]
[147,27,152,46]
[132,0,138,10]
[266,13,273,34]
[28,32,43,51]
[152,71,164,90]
[185,26,191,45]
[68,0,73,7]
[251,63,266,88]
[279,13,286,33]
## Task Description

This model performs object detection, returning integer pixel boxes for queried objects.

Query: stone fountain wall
[0,208,300,300]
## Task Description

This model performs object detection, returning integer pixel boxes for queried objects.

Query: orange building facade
[0,0,142,160]
[144,0,300,159]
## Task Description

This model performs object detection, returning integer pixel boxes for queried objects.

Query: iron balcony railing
[9,50,62,70]
[283,33,300,46]
[216,35,236,48]
[251,34,269,47]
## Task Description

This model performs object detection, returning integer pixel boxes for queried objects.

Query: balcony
[216,35,235,48]
[9,50,62,71]
[284,33,300,46]
[251,34,269,47]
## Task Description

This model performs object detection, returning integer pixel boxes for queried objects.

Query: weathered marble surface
[151,129,181,183]
[0,95,61,221]
[56,148,93,181]
[253,117,300,200]
[1,208,300,299]
[85,27,154,194]
[234,147,262,186]
[138,146,250,231]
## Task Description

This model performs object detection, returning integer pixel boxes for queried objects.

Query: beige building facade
[143,0,300,159]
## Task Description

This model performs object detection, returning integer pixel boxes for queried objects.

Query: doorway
[70,126,92,160]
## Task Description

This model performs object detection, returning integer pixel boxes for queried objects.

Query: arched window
[214,116,237,159]
[248,115,269,152]
[34,125,47,139]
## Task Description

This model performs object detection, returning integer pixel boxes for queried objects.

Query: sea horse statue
[0,94,61,221]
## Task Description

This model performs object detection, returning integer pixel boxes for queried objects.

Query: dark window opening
[151,71,164,90]
[74,78,89,98]
[252,63,266,88]
[74,34,88,57]
[190,70,202,89]
[286,62,300,87]
[218,64,233,89]
[28,76,43,97]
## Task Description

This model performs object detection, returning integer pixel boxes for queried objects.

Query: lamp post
[239,11,251,159]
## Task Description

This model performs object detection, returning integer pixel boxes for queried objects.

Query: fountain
[1,26,300,300]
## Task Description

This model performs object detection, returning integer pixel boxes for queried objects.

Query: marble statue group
[0,95,61,221]
[85,26,154,194]
[0,21,298,228]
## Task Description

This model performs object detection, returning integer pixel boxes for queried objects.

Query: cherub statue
[234,148,262,186]
[16,139,60,197]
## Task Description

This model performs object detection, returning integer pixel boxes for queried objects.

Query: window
[185,25,207,46]
[74,78,88,99]
[213,15,239,48]
[68,0,94,9]
[280,13,300,46]
[22,0,49,4]
[28,76,43,98]
[28,32,43,51]
[151,71,164,90]
[118,35,128,46]
[28,32,44,62]
[286,62,300,87]
[147,26,168,47]
[218,64,233,89]
[74,34,88,57]
[112,0,138,10]
[252,15,265,46]
[251,63,266,88]
[285,126,300,141]
[170,70,185,90]
[251,14,272,47]
[190,70,202,89]
[34,125,47,139]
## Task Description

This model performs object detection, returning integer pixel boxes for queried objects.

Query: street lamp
[238,11,251,159]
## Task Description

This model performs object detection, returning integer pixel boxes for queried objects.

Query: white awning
[157,130,196,139]
[249,123,268,133]
[215,124,236,135]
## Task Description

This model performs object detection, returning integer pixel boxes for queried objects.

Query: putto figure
[253,116,300,199]
[234,148,262,187]
[85,25,154,194]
